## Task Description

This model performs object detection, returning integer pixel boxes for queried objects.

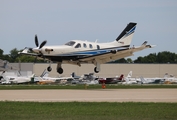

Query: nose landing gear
[47,66,52,72]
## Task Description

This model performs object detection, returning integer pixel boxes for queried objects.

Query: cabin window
[65,41,76,46]
[83,43,87,48]
[75,43,81,48]
[97,45,100,49]
[89,44,93,49]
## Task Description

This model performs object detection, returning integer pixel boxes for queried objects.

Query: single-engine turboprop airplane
[19,22,155,74]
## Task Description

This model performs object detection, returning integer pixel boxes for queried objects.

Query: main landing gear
[94,62,100,73]
[94,67,99,73]
[47,66,52,72]
[56,62,63,74]
[57,67,63,74]
[46,62,64,74]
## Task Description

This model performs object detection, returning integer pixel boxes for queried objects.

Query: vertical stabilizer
[116,22,137,41]
[113,22,137,47]
[127,71,132,78]
[40,69,49,77]
[118,74,124,80]
[140,76,146,84]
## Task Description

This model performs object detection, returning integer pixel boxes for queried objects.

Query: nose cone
[32,47,40,53]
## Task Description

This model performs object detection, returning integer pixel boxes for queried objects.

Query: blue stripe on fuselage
[55,47,128,56]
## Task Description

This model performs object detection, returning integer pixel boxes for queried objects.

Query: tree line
[0,48,177,63]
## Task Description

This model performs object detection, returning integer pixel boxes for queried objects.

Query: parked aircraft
[98,74,124,84]
[71,72,98,84]
[0,59,17,71]
[121,71,141,84]
[34,69,74,84]
[71,72,81,80]
[19,22,155,74]
[1,71,34,84]
[165,74,177,84]
[140,73,168,84]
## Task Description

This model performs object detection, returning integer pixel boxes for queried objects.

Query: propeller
[39,40,47,49]
[35,35,39,47]
[33,35,47,63]
[33,35,47,51]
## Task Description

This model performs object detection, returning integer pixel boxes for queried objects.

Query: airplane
[19,22,155,74]
[71,72,98,84]
[0,59,17,71]
[122,71,141,83]
[98,74,124,84]
[140,73,168,84]
[1,71,34,84]
[34,69,74,84]
[121,71,138,84]
[164,74,177,84]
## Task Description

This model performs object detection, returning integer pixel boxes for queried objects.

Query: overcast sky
[0,0,177,60]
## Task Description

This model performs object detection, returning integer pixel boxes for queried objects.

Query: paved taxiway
[0,89,177,102]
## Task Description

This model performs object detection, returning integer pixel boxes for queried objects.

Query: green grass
[0,84,177,90]
[0,102,177,120]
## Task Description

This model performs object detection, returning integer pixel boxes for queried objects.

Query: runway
[0,89,177,102]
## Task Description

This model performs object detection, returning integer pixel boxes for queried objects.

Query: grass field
[1,85,177,120]
[0,84,177,90]
[0,102,177,120]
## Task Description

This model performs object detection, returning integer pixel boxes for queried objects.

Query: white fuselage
[38,40,127,56]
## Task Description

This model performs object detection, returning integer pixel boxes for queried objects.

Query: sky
[0,0,177,60]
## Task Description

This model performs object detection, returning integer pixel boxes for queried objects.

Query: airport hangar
[10,63,177,78]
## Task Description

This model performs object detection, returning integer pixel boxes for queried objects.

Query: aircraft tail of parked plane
[40,69,49,77]
[127,71,132,78]
[118,74,124,80]
[19,22,155,74]
[0,60,9,71]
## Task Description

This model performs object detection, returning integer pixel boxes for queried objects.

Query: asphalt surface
[0,89,177,102]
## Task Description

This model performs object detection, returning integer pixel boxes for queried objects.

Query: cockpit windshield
[65,41,76,46]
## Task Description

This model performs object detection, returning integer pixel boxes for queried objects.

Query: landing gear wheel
[47,66,52,72]
[57,67,63,74]
[94,67,99,73]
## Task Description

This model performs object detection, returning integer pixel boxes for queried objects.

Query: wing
[78,41,155,64]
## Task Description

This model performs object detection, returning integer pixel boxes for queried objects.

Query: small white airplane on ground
[34,69,74,84]
[1,71,34,84]
[121,71,138,84]
[140,73,168,84]
[165,74,177,83]
[19,22,155,74]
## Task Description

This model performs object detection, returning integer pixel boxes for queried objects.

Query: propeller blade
[35,35,39,47]
[39,40,47,49]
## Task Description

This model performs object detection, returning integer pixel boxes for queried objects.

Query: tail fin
[118,74,124,80]
[3,61,8,69]
[163,73,168,79]
[127,71,132,78]
[40,69,49,77]
[71,72,80,79]
[71,72,75,77]
[116,22,137,47]
[1,71,8,80]
[140,76,146,84]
